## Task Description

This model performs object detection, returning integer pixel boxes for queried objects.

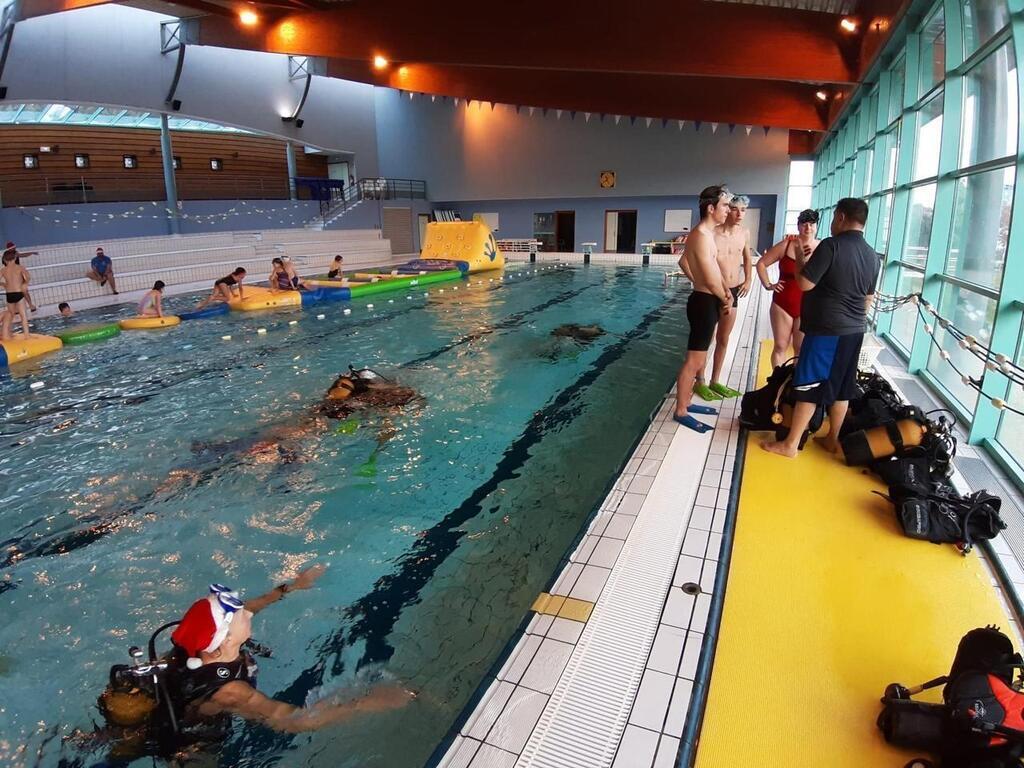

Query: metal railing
[296,177,428,225]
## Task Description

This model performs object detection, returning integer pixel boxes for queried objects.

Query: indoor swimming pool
[0,264,689,768]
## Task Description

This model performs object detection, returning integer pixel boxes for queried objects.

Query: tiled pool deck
[435,256,1024,768]
[436,263,756,768]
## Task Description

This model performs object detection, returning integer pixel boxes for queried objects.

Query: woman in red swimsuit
[755,209,821,367]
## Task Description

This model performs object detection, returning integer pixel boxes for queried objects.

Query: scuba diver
[551,323,606,343]
[86,564,413,763]
[2,369,422,575]
[193,366,422,464]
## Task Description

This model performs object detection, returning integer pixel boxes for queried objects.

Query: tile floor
[436,280,758,768]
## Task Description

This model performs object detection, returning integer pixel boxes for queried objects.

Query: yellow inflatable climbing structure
[419,221,504,272]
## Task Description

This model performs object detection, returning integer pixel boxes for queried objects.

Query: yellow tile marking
[532,592,594,623]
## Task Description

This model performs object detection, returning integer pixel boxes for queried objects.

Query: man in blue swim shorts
[761,198,881,458]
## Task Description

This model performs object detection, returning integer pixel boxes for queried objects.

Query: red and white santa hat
[172,587,242,670]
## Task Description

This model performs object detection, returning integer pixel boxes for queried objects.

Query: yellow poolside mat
[695,340,1011,768]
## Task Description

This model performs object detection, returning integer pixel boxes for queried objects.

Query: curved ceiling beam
[326,58,830,130]
[197,0,864,84]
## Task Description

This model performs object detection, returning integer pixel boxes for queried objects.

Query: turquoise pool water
[0,264,689,768]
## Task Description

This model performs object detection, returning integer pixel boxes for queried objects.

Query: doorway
[604,210,638,253]
[555,211,575,252]
[740,208,762,253]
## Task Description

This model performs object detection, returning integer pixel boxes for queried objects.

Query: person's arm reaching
[244,564,326,615]
[210,679,413,733]
[155,292,163,318]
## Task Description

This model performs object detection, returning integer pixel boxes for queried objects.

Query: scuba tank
[349,365,393,384]
[100,646,162,727]
[842,418,928,466]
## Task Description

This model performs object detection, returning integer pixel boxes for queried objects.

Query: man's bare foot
[814,436,841,454]
[760,440,798,458]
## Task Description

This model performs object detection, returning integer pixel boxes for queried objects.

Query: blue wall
[376,88,790,241]
[438,194,780,254]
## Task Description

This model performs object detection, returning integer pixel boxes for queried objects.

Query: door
[605,210,637,253]
[741,207,762,254]
[418,214,430,254]
[604,211,619,254]
[328,161,349,181]
[555,211,575,252]
[382,207,414,255]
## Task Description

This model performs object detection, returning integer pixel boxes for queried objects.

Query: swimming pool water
[0,264,689,768]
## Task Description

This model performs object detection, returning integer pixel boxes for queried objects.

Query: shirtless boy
[4,242,39,311]
[674,185,733,433]
[694,195,753,401]
[1,251,32,340]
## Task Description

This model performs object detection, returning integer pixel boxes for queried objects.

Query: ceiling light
[815,90,829,102]
[239,9,258,25]
[373,55,389,70]
[840,17,857,32]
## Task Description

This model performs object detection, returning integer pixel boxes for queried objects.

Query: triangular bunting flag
[570,111,576,120]
[556,109,563,119]
[515,105,522,114]
[645,117,653,128]
[529,106,535,116]
[678,120,685,130]
[600,113,606,122]
[454,98,460,106]
[763,125,770,136]
[542,108,549,117]
[614,115,621,125]
[490,101,496,110]
[745,125,753,136]
[584,112,591,122]
[728,123,736,133]
[711,122,719,133]
[662,118,669,129]
[431,95,436,102]
[695,121,702,131]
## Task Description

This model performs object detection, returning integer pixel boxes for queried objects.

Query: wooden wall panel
[0,124,329,206]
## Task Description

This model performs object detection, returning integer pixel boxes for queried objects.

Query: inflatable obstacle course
[56,322,121,345]
[119,316,181,330]
[0,333,63,366]
[231,221,502,312]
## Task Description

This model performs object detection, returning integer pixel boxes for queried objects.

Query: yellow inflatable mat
[694,340,1012,768]
[228,285,301,312]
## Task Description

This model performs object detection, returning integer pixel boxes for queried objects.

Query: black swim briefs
[5,291,23,305]
[729,285,742,308]
[686,290,722,351]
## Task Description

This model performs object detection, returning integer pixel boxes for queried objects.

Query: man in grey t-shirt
[762,197,881,458]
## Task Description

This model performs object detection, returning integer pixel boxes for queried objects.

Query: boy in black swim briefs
[673,185,734,433]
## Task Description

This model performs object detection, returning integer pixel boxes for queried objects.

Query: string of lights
[873,291,1024,416]
[14,200,318,229]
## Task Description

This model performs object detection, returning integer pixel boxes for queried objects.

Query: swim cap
[172,594,237,670]
[797,209,819,225]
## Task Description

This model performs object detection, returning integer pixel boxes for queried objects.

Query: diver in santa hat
[92,564,413,761]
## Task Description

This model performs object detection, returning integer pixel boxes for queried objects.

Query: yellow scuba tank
[98,685,159,727]
[841,419,928,466]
